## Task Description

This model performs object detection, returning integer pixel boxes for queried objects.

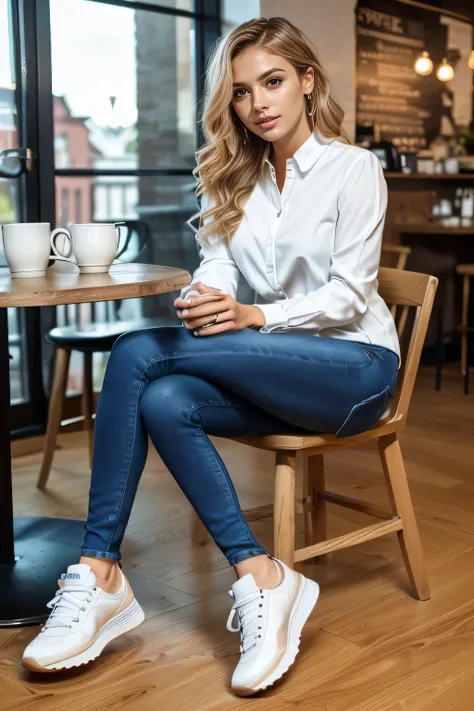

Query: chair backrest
[381,244,411,272]
[377,267,438,425]
[381,244,412,338]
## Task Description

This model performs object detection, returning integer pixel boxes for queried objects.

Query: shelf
[385,173,474,180]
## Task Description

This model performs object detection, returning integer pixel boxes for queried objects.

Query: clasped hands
[174,282,265,336]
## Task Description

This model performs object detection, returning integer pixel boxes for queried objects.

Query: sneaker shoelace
[226,589,265,654]
[41,583,96,632]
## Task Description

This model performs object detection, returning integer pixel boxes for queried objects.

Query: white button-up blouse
[181,130,400,359]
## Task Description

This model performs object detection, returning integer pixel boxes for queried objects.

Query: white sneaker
[227,557,319,696]
[22,563,145,672]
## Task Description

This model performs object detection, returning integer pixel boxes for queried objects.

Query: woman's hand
[174,282,265,336]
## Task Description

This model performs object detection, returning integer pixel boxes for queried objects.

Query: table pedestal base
[0,517,85,627]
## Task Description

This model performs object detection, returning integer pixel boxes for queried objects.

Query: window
[75,187,81,223]
[44,0,220,419]
[54,133,69,168]
[61,187,69,224]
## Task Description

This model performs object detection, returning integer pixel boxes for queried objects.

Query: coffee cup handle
[114,222,126,261]
[50,228,75,264]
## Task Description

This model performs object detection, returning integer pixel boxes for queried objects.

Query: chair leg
[37,348,71,490]
[378,433,430,601]
[82,352,94,469]
[435,305,445,392]
[307,454,331,564]
[464,329,471,396]
[302,456,314,548]
[274,451,296,568]
[461,274,470,380]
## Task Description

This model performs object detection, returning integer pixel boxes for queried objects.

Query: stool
[456,264,474,395]
[37,317,174,490]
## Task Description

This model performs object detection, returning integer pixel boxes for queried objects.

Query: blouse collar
[264,129,336,174]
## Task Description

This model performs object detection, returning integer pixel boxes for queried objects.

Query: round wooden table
[0,262,190,627]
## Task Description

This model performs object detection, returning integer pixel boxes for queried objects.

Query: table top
[393,219,474,235]
[0,262,190,308]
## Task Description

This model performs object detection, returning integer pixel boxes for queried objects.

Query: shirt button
[277,209,282,217]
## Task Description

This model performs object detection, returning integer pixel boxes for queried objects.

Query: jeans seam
[229,550,268,566]
[188,400,248,412]
[196,428,258,547]
[191,402,262,549]
[105,357,167,553]
[143,347,374,371]
[335,384,392,437]
[81,549,119,561]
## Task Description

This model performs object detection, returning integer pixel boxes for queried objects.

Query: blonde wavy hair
[192,16,350,244]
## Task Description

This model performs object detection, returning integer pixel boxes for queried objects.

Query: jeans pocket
[335,385,392,438]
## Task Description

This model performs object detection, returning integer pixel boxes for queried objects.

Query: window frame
[9,0,221,438]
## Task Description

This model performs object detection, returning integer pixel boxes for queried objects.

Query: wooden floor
[2,364,474,710]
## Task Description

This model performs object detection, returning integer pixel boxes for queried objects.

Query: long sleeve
[257,152,387,333]
[180,193,240,299]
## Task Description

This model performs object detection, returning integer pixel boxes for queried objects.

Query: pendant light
[414,51,433,76]
[436,58,454,82]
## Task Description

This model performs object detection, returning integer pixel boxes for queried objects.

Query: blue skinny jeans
[81,326,398,567]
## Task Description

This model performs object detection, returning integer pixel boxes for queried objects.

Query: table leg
[0,308,86,627]
[0,308,14,564]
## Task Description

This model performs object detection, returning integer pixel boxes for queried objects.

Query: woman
[22,17,399,696]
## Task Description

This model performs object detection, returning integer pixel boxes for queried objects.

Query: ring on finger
[201,313,219,329]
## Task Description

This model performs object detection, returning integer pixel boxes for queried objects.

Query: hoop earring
[306,93,316,118]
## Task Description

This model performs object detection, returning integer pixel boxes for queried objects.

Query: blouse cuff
[255,302,287,332]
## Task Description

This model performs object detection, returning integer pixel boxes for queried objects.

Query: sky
[1,0,140,126]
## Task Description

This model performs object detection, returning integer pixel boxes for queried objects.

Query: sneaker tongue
[41,565,96,636]
[231,573,260,601]
[61,564,96,589]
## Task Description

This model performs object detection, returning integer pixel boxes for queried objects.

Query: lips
[255,116,280,129]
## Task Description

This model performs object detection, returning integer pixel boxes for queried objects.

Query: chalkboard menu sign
[356,0,448,152]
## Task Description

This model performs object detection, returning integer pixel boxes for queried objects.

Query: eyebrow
[232,68,286,88]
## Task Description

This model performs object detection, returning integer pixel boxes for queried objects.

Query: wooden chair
[381,244,411,338]
[228,267,437,601]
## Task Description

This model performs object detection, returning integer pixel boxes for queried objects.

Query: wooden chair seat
[220,267,438,602]
[234,415,403,453]
[456,264,474,276]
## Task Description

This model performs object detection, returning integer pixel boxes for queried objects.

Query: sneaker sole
[22,597,145,673]
[233,574,320,696]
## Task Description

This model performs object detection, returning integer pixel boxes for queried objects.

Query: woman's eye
[233,78,282,99]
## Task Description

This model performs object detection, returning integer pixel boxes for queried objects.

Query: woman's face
[231,47,314,143]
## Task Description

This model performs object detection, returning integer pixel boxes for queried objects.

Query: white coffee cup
[50,223,123,274]
[1,222,52,278]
